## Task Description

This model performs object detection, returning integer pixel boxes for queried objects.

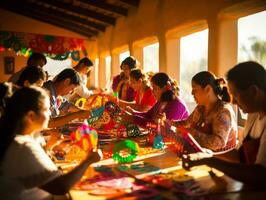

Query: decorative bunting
[0,30,87,61]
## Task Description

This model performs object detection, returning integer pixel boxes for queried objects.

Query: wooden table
[44,125,266,200]
[68,149,265,200]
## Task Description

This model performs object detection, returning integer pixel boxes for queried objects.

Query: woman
[112,56,137,101]
[182,61,266,187]
[16,66,46,87]
[118,69,156,112]
[0,87,101,199]
[171,71,237,152]
[68,57,95,102]
[122,72,189,127]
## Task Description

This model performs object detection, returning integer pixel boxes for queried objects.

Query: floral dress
[178,100,237,152]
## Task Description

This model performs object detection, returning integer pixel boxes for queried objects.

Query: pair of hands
[182,152,213,170]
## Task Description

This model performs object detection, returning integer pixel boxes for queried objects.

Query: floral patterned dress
[178,100,237,152]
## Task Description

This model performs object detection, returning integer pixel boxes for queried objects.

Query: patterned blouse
[177,100,237,152]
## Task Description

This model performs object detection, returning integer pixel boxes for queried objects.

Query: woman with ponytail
[121,72,189,127]
[171,71,237,152]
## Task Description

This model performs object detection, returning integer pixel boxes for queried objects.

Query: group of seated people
[0,52,266,199]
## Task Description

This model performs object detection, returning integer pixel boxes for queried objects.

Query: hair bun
[216,78,226,85]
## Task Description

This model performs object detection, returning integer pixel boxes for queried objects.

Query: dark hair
[0,87,48,162]
[16,66,46,87]
[120,56,137,70]
[78,57,93,67]
[0,82,15,110]
[226,61,266,91]
[192,71,230,102]
[151,72,179,102]
[54,68,81,85]
[27,52,47,67]
[130,69,149,87]
[130,69,145,80]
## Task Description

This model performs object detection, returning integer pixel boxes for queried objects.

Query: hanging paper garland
[113,140,139,164]
[71,50,81,61]
[0,31,87,61]
[45,52,70,61]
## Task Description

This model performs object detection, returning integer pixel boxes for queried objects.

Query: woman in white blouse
[0,87,101,199]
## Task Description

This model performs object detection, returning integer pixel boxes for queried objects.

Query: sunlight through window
[105,56,111,90]
[143,43,159,73]
[43,57,71,80]
[94,58,99,88]
[180,29,208,112]
[238,10,266,68]
[119,51,130,64]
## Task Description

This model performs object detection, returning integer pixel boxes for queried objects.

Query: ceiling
[0,0,140,38]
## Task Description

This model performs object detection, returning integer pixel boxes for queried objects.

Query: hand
[68,104,80,112]
[86,149,103,164]
[182,153,213,170]
[92,88,103,94]
[154,113,166,124]
[125,106,134,113]
[164,119,172,127]
[120,110,134,122]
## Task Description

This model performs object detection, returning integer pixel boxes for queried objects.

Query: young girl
[0,87,101,199]
[118,69,156,112]
[122,72,189,127]
[171,71,237,152]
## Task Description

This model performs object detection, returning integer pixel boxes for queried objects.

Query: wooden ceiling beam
[78,0,127,16]
[39,0,116,25]
[119,0,140,7]
[9,0,99,35]
[21,1,106,32]
[1,5,95,37]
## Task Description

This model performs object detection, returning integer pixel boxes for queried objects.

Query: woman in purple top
[122,72,189,127]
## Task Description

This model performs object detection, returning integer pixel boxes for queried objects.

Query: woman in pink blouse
[118,69,156,112]
[171,71,237,152]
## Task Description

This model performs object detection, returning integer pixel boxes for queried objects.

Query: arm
[118,99,136,108]
[170,105,196,127]
[41,150,102,195]
[74,85,93,99]
[111,75,120,92]
[189,109,232,151]
[183,156,266,186]
[131,103,158,127]
[48,110,91,128]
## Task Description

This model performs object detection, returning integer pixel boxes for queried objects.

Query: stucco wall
[93,0,266,87]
